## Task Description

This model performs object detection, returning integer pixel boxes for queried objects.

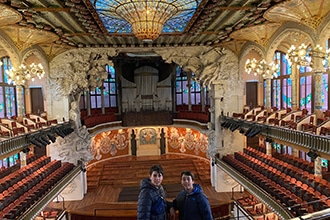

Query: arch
[0,29,21,67]
[318,12,330,45]
[266,22,316,62]
[22,45,50,73]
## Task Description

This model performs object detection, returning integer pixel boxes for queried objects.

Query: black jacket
[137,178,170,220]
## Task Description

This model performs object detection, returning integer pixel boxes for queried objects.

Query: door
[246,82,258,108]
[30,88,44,114]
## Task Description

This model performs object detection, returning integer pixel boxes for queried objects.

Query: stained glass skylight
[92,0,201,40]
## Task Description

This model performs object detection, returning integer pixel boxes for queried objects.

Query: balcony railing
[220,116,330,155]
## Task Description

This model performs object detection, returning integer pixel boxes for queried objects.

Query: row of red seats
[233,152,330,214]
[0,162,75,219]
[0,160,61,212]
[83,113,117,128]
[0,156,51,193]
[0,163,74,219]
[272,151,315,173]
[176,111,209,123]
[223,153,330,217]
[245,147,314,176]
[223,155,304,216]
[245,147,330,198]
[0,154,40,179]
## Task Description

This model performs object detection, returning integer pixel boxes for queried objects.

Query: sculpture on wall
[48,49,117,163]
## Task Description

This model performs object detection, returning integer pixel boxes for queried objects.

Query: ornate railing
[220,116,330,155]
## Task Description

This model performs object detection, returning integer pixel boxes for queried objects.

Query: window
[175,66,209,106]
[103,65,117,107]
[81,64,117,110]
[0,57,16,118]
[271,51,291,109]
[175,67,189,105]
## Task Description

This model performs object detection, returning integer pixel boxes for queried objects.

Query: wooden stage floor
[48,154,249,218]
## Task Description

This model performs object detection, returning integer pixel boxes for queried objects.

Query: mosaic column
[264,77,272,112]
[310,45,326,116]
[314,157,322,179]
[290,64,298,110]
[20,151,27,168]
[16,85,25,117]
[265,142,272,156]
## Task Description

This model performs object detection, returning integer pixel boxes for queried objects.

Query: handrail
[17,164,82,220]
[215,158,294,220]
[220,116,330,155]
[0,122,72,157]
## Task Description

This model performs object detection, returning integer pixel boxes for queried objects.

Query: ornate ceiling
[0,0,329,59]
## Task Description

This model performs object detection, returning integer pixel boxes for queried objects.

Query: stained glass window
[89,64,117,109]
[0,57,16,118]
[300,75,312,111]
[271,51,291,109]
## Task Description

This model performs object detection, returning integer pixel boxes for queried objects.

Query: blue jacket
[137,178,170,220]
[173,184,213,220]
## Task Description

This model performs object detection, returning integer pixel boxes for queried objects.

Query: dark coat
[173,184,213,220]
[137,178,169,220]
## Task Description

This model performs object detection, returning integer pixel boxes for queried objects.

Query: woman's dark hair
[149,165,164,176]
[181,170,194,180]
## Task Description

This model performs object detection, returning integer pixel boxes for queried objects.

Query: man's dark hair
[149,164,164,176]
[181,170,194,180]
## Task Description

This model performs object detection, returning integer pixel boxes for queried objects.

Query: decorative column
[265,142,272,156]
[101,87,105,114]
[314,157,322,179]
[264,77,272,112]
[309,45,328,117]
[290,64,299,110]
[187,71,192,111]
[19,151,27,168]
[16,85,25,117]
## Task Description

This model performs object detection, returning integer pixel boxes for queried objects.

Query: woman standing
[170,171,213,220]
[137,164,172,220]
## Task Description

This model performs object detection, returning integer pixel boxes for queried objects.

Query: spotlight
[22,147,30,153]
[40,136,51,145]
[30,139,45,148]
[307,150,319,160]
[245,126,262,138]
[265,137,273,143]
[47,134,56,143]
[229,122,241,132]
[55,129,65,138]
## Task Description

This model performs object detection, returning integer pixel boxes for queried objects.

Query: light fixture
[94,0,198,42]
[245,58,279,79]
[286,43,330,71]
[6,63,45,86]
